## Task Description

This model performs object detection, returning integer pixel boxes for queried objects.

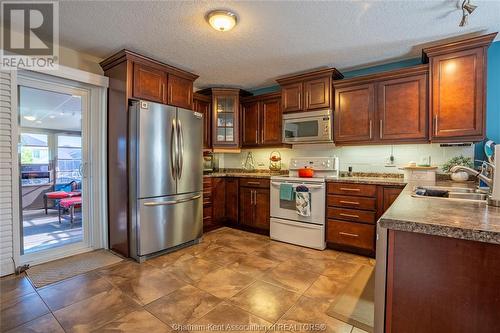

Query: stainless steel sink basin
[412,186,488,202]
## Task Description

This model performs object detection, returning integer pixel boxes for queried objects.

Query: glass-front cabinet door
[212,88,240,148]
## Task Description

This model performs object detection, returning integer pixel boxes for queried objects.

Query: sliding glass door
[18,78,91,261]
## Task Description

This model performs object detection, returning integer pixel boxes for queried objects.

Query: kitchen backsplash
[216,143,475,174]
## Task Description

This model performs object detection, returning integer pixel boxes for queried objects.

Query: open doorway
[18,82,90,258]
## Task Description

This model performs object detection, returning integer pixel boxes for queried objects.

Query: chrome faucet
[450,165,494,187]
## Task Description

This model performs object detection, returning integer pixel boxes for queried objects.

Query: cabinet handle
[379,120,383,139]
[247,181,260,185]
[339,232,359,238]
[434,115,438,135]
[369,120,372,139]
[340,188,360,192]
[255,129,258,143]
[339,213,360,219]
[340,200,360,205]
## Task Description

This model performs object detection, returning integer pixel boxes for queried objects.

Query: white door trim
[12,69,108,267]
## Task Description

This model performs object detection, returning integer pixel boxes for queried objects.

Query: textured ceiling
[58,0,500,90]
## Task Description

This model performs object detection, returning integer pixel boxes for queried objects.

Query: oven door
[282,110,332,143]
[270,180,325,225]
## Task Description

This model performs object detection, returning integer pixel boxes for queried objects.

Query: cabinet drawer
[203,177,212,188]
[327,195,376,210]
[203,206,212,218]
[327,183,377,197]
[239,178,270,188]
[327,219,375,251]
[203,193,212,206]
[327,207,376,224]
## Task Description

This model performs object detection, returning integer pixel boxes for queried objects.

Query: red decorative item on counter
[298,167,314,178]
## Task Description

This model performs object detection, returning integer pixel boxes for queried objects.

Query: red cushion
[45,191,71,199]
[59,197,82,208]
[68,191,81,197]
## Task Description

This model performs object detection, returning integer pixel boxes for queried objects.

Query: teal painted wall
[486,41,500,143]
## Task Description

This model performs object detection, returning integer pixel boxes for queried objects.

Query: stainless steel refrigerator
[128,100,203,261]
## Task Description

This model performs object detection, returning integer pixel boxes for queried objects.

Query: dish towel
[295,185,311,217]
[280,183,294,201]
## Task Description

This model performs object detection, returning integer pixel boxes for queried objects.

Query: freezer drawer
[133,192,202,257]
[270,217,326,250]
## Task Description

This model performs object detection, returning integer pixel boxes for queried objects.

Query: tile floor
[0,227,375,333]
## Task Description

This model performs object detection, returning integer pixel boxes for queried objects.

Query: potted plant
[442,155,474,182]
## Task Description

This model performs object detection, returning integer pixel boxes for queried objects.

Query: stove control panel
[289,157,338,171]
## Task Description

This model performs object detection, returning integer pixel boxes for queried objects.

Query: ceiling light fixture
[459,0,477,27]
[23,115,36,121]
[206,10,238,32]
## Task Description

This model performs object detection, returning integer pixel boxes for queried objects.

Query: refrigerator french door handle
[170,119,177,180]
[143,194,201,206]
[177,119,184,179]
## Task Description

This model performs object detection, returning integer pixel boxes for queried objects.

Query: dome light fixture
[206,10,238,32]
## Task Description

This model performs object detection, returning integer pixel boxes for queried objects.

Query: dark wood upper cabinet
[377,70,428,142]
[196,88,252,150]
[281,82,303,112]
[241,92,284,148]
[241,100,260,146]
[133,63,166,103]
[193,93,211,149]
[168,74,193,109]
[334,83,375,143]
[99,49,198,257]
[422,33,496,142]
[277,68,343,113]
[334,65,429,145]
[260,97,282,145]
[305,76,331,110]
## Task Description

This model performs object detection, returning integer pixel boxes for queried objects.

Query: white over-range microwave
[282,109,333,144]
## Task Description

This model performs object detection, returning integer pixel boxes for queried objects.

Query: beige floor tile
[98,261,186,305]
[97,309,172,332]
[351,328,370,333]
[196,245,245,266]
[300,247,341,260]
[53,288,139,333]
[303,275,346,302]
[195,267,254,299]
[146,284,221,327]
[5,313,64,333]
[336,253,375,267]
[0,292,50,332]
[320,260,362,282]
[163,257,221,284]
[275,296,353,333]
[252,242,305,262]
[229,280,300,323]
[38,272,114,311]
[0,275,35,306]
[259,262,319,294]
[227,254,279,277]
[193,302,271,333]
[145,249,195,269]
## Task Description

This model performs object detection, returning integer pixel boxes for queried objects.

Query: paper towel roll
[491,145,500,200]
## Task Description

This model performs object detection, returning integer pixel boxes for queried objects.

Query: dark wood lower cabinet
[225,178,239,224]
[326,182,404,256]
[203,176,269,235]
[386,230,500,333]
[238,180,270,234]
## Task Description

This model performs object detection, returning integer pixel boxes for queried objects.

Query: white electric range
[270,157,339,250]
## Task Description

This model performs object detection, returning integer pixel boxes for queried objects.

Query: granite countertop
[326,176,406,186]
[203,172,279,179]
[379,180,500,245]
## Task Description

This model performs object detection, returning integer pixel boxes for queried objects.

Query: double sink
[412,186,488,202]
